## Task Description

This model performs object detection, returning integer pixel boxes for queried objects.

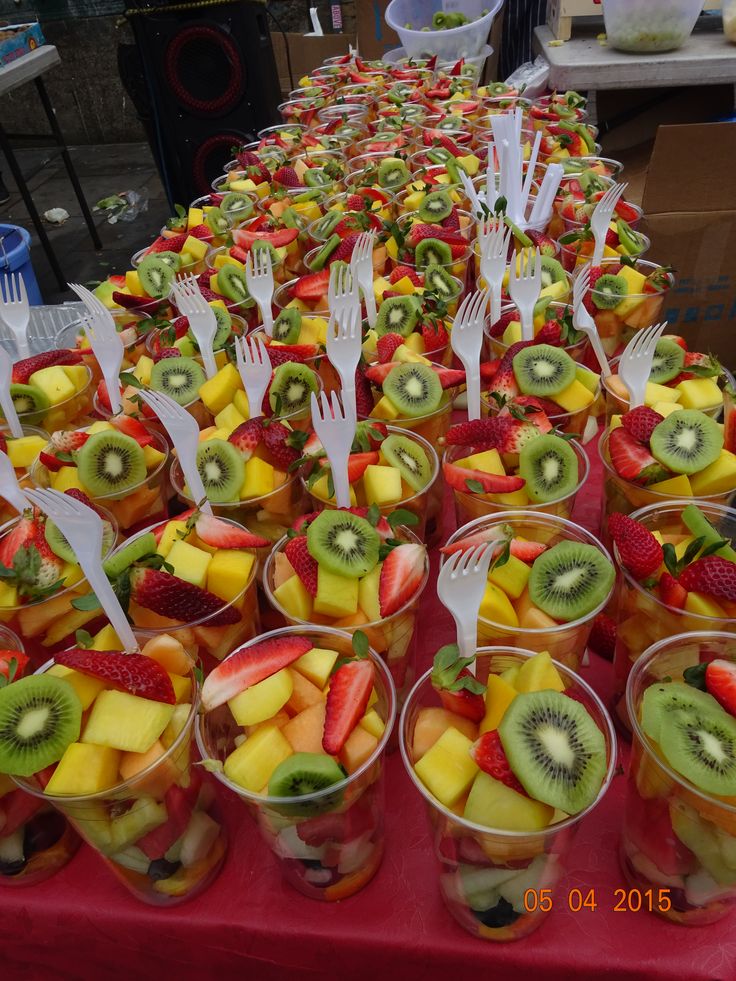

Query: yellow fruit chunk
[87,421,115,434]
[370,395,399,420]
[395,346,430,366]
[490,487,530,506]
[488,554,530,600]
[41,607,98,647]
[554,378,594,413]
[82,690,174,753]
[457,449,505,475]
[479,581,519,627]
[156,520,188,558]
[515,651,565,693]
[233,389,250,419]
[165,539,211,588]
[110,798,168,850]
[206,549,255,603]
[464,771,554,831]
[5,436,46,469]
[414,726,478,808]
[228,668,293,726]
[649,474,693,496]
[59,562,83,587]
[690,450,736,496]
[685,591,728,618]
[360,709,386,740]
[652,400,684,418]
[0,581,17,608]
[50,466,85,493]
[363,465,403,506]
[187,207,203,229]
[142,634,192,676]
[46,743,121,796]
[90,624,121,651]
[199,363,243,415]
[293,647,338,689]
[617,264,647,296]
[182,234,208,261]
[29,366,76,405]
[60,364,88,392]
[340,726,378,774]
[575,366,600,394]
[126,270,143,295]
[500,665,520,687]
[169,673,192,703]
[676,378,722,411]
[273,574,313,620]
[404,333,425,354]
[223,724,292,792]
[47,664,105,710]
[479,675,517,733]
[241,456,275,499]
[314,567,359,618]
[458,153,480,175]
[310,473,357,505]
[358,563,382,623]
[214,403,247,434]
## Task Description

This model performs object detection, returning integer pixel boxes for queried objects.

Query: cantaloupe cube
[224,724,292,792]
[340,726,378,774]
[314,567,358,618]
[273,574,313,620]
[142,634,192,675]
[282,701,326,753]
[293,647,338,689]
[241,456,275,499]
[358,563,382,623]
[676,378,722,411]
[199,363,243,415]
[479,581,518,627]
[206,549,255,603]
[690,451,736,496]
[457,449,505,475]
[363,465,403,505]
[47,664,105,710]
[166,539,211,588]
[228,668,293,726]
[360,709,385,740]
[82,690,174,753]
[29,366,76,405]
[157,520,188,558]
[412,707,478,758]
[119,740,178,798]
[5,436,46,469]
[488,554,530,600]
[554,379,594,413]
[414,727,478,808]
[515,651,565,693]
[286,668,324,714]
[46,743,121,796]
[479,675,517,733]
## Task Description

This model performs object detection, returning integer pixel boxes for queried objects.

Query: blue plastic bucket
[0,223,42,305]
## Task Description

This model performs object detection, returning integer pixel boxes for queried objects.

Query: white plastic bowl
[385,0,503,60]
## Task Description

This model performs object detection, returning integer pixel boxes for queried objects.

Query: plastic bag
[505,55,550,99]
[94,189,149,224]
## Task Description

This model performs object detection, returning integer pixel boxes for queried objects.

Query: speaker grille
[193,133,253,194]
[164,25,244,115]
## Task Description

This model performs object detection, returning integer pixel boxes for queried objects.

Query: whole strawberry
[587,613,616,661]
[608,512,664,579]
[229,417,264,461]
[679,556,736,602]
[376,332,404,364]
[354,367,374,418]
[262,420,299,469]
[621,406,664,445]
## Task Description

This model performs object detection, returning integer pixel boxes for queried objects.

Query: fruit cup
[621,630,736,924]
[55,310,154,374]
[0,424,48,526]
[484,300,586,363]
[5,362,93,434]
[360,361,462,446]
[400,646,617,941]
[610,501,736,733]
[442,512,616,671]
[6,637,227,904]
[195,625,396,900]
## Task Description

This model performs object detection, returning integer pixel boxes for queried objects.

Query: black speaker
[124,0,281,208]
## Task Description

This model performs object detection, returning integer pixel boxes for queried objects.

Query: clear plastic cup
[610,501,736,734]
[358,380,459,446]
[621,630,736,924]
[400,646,617,941]
[92,382,213,439]
[132,244,210,280]
[3,363,93,434]
[601,359,734,423]
[0,423,48,526]
[196,625,396,900]
[55,311,153,374]
[481,298,582,362]
[443,511,615,671]
[482,382,600,439]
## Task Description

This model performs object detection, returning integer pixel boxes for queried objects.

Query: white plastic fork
[590,182,628,267]
[326,305,361,421]
[0,345,22,438]
[0,450,31,513]
[0,273,30,358]
[68,281,116,330]
[459,168,482,216]
[25,487,139,653]
[507,248,541,342]
[451,289,489,422]
[617,321,668,410]
[438,542,498,663]
[328,261,361,329]
[309,390,355,509]
[138,389,212,515]
[572,264,610,378]
[350,230,377,329]
[234,334,272,419]
[245,249,275,339]
[80,312,125,414]
[479,219,511,326]
[170,274,218,379]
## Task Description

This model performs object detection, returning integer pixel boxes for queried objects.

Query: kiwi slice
[649,410,723,475]
[640,682,723,744]
[384,363,442,418]
[205,206,229,236]
[377,157,411,189]
[660,706,736,797]
[649,338,685,384]
[375,295,421,338]
[45,518,115,564]
[155,251,182,273]
[513,345,576,398]
[591,273,626,310]
[304,168,331,188]
[272,308,302,344]
[306,509,380,579]
[77,431,146,499]
[503,217,532,248]
[424,264,459,300]
[220,192,253,221]
[499,690,607,814]
[310,233,341,271]
[313,210,342,239]
[188,307,232,351]
[217,265,251,306]
[196,439,245,504]
[138,256,175,300]
[103,531,157,579]
[519,434,579,503]
[415,238,452,269]
[528,541,614,622]
[269,363,318,419]
[252,240,280,268]
[150,356,206,406]
[8,384,49,417]
[381,433,431,492]
[682,503,736,562]
[268,751,344,803]
[417,190,453,223]
[539,256,566,288]
[617,219,644,255]
[0,675,82,778]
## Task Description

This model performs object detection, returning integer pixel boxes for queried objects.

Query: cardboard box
[270,32,355,96]
[0,21,44,68]
[355,0,399,60]
[641,121,736,365]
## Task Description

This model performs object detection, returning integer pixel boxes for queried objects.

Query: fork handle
[451,611,478,673]
[260,303,274,339]
[103,366,122,414]
[519,305,534,342]
[0,392,23,439]
[201,346,218,381]
[591,234,606,268]
[80,565,140,653]
[362,280,377,330]
[13,330,30,360]
[465,367,481,422]
[587,329,611,379]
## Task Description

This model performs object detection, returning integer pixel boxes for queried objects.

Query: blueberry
[147,858,181,881]
[472,897,521,928]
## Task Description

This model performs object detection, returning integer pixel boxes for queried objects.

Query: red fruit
[614,199,639,224]
[346,505,392,541]
[536,321,562,346]
[263,420,300,469]
[194,512,269,549]
[64,488,108,518]
[49,430,89,453]
[11,349,82,385]
[431,647,485,723]
[139,780,200,859]
[659,571,688,609]
[608,426,670,486]
[319,451,379,484]
[679,556,736,602]
[109,414,154,447]
[493,411,551,454]
[112,291,162,312]
[232,227,299,250]
[605,227,619,247]
[379,542,426,617]
[406,223,467,250]
[291,269,330,301]
[376,333,405,363]
[272,166,303,188]
[621,405,664,445]
[587,613,617,661]
[705,659,736,717]
[585,265,604,288]
[421,321,449,352]
[364,362,398,387]
[445,418,499,447]
[389,265,422,286]
[354,368,375,420]
[201,635,313,710]
[322,658,375,755]
[229,417,264,461]
[0,648,28,680]
[2,790,42,836]
[346,193,366,211]
[0,432,5,455]
[284,535,318,596]
[471,731,527,794]
[485,361,520,402]
[488,308,516,339]
[39,451,66,472]
[441,208,461,231]
[329,233,361,264]
[129,568,241,627]
[608,512,664,579]
[55,648,175,703]
[434,366,465,390]
[442,459,525,495]
[148,233,187,254]
[0,512,38,568]
[188,223,213,240]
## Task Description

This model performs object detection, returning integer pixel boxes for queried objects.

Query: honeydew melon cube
[165,539,211,588]
[314,567,359,618]
[45,743,121,796]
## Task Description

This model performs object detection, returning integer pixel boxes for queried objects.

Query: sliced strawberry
[0,512,38,568]
[608,512,664,580]
[614,199,639,224]
[49,430,89,453]
[445,418,498,447]
[267,342,318,360]
[492,412,550,454]
[379,542,426,617]
[232,227,299,250]
[364,362,398,387]
[485,361,519,402]
[109,414,154,447]
[621,406,664,445]
[659,571,688,609]
[284,535,318,597]
[195,512,269,549]
[12,349,82,385]
[201,634,313,710]
[322,659,375,755]
[129,568,241,627]
[608,427,671,486]
[290,269,330,302]
[704,659,736,717]
[587,613,617,660]
[154,347,181,363]
[471,731,527,794]
[39,450,66,472]
[679,556,736,602]
[111,291,162,312]
[229,418,264,461]
[139,780,200,859]
[0,648,28,680]
[376,333,405,363]
[55,648,175,703]
[431,645,485,722]
[442,460,525,495]
[536,320,562,346]
[319,451,379,484]
[346,506,392,541]
[389,264,423,286]
[441,208,461,231]
[262,420,300,469]
[148,233,187,254]
[354,367,375,419]
[434,366,465,390]
[329,232,361,264]
[188,223,214,241]
[0,432,6,455]
[422,321,449,352]
[64,488,108,518]
[353,420,387,452]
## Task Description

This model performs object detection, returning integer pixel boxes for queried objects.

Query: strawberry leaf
[75,629,94,647]
[352,630,369,658]
[465,478,485,493]
[683,663,708,690]
[71,592,101,612]
[387,508,419,528]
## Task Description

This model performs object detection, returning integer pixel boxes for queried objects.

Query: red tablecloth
[4,435,735,981]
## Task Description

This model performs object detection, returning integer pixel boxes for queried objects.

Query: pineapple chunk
[464,771,553,831]
[47,664,105,710]
[214,403,247,434]
[314,567,358,618]
[676,378,722,411]
[273,574,313,620]
[479,581,519,627]
[50,467,86,493]
[360,709,386,740]
[690,450,736,496]
[228,669,293,726]
[110,797,168,850]
[553,379,594,413]
[233,389,250,419]
[241,456,275,499]
[29,366,76,405]
[169,673,192,703]
[649,474,693,496]
[311,473,357,505]
[182,234,208,261]
[515,651,565,693]
[363,465,403,506]
[206,549,255,603]
[685,591,728,618]
[134,355,154,386]
[456,449,505,475]
[479,675,517,733]
[199,363,243,415]
[91,624,121,651]
[83,690,174,753]
[165,540,211,588]
[293,647,338,689]
[414,726,478,808]
[5,436,47,469]
[370,395,399,421]
[223,724,292,792]
[358,564,382,623]
[156,520,188,558]
[45,743,121,796]
[488,554,530,600]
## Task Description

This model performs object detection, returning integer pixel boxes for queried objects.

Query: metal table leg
[34,76,102,251]
[0,119,66,291]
